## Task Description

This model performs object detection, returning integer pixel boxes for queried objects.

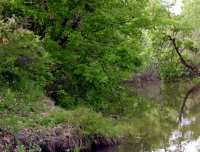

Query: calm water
[97,80,200,152]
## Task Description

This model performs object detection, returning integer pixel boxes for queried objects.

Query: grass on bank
[0,87,177,150]
[0,77,178,151]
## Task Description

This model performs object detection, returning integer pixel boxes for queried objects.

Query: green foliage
[16,145,26,152]
[73,147,80,152]
[0,0,152,108]
[16,144,41,152]
[0,20,49,122]
[158,49,189,80]
[1,1,199,151]
[40,107,123,138]
[0,19,50,88]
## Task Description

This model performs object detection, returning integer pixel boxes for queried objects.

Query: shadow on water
[97,79,200,152]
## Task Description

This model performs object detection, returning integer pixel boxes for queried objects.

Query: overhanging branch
[168,35,200,76]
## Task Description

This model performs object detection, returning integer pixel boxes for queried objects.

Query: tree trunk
[168,36,200,76]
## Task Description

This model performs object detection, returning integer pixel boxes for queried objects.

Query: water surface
[97,80,200,152]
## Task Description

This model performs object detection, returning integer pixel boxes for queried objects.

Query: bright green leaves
[74,62,108,84]
[0,0,156,109]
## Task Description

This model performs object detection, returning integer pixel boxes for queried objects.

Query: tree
[0,0,155,109]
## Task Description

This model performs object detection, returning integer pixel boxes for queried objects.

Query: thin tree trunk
[168,36,200,76]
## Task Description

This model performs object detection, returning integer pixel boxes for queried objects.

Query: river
[97,79,200,152]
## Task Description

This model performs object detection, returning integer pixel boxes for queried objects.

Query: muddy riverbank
[0,125,120,152]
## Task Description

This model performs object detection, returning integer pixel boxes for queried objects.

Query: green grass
[0,93,177,142]
[0,84,178,152]
[1,100,124,138]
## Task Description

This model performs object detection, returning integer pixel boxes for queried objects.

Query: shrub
[0,19,50,88]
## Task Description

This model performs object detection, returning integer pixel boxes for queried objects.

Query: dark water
[97,80,200,152]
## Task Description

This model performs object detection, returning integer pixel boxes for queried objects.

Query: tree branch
[168,35,200,76]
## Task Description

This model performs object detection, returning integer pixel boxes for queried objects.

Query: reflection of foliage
[122,101,177,151]
[1,0,200,151]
